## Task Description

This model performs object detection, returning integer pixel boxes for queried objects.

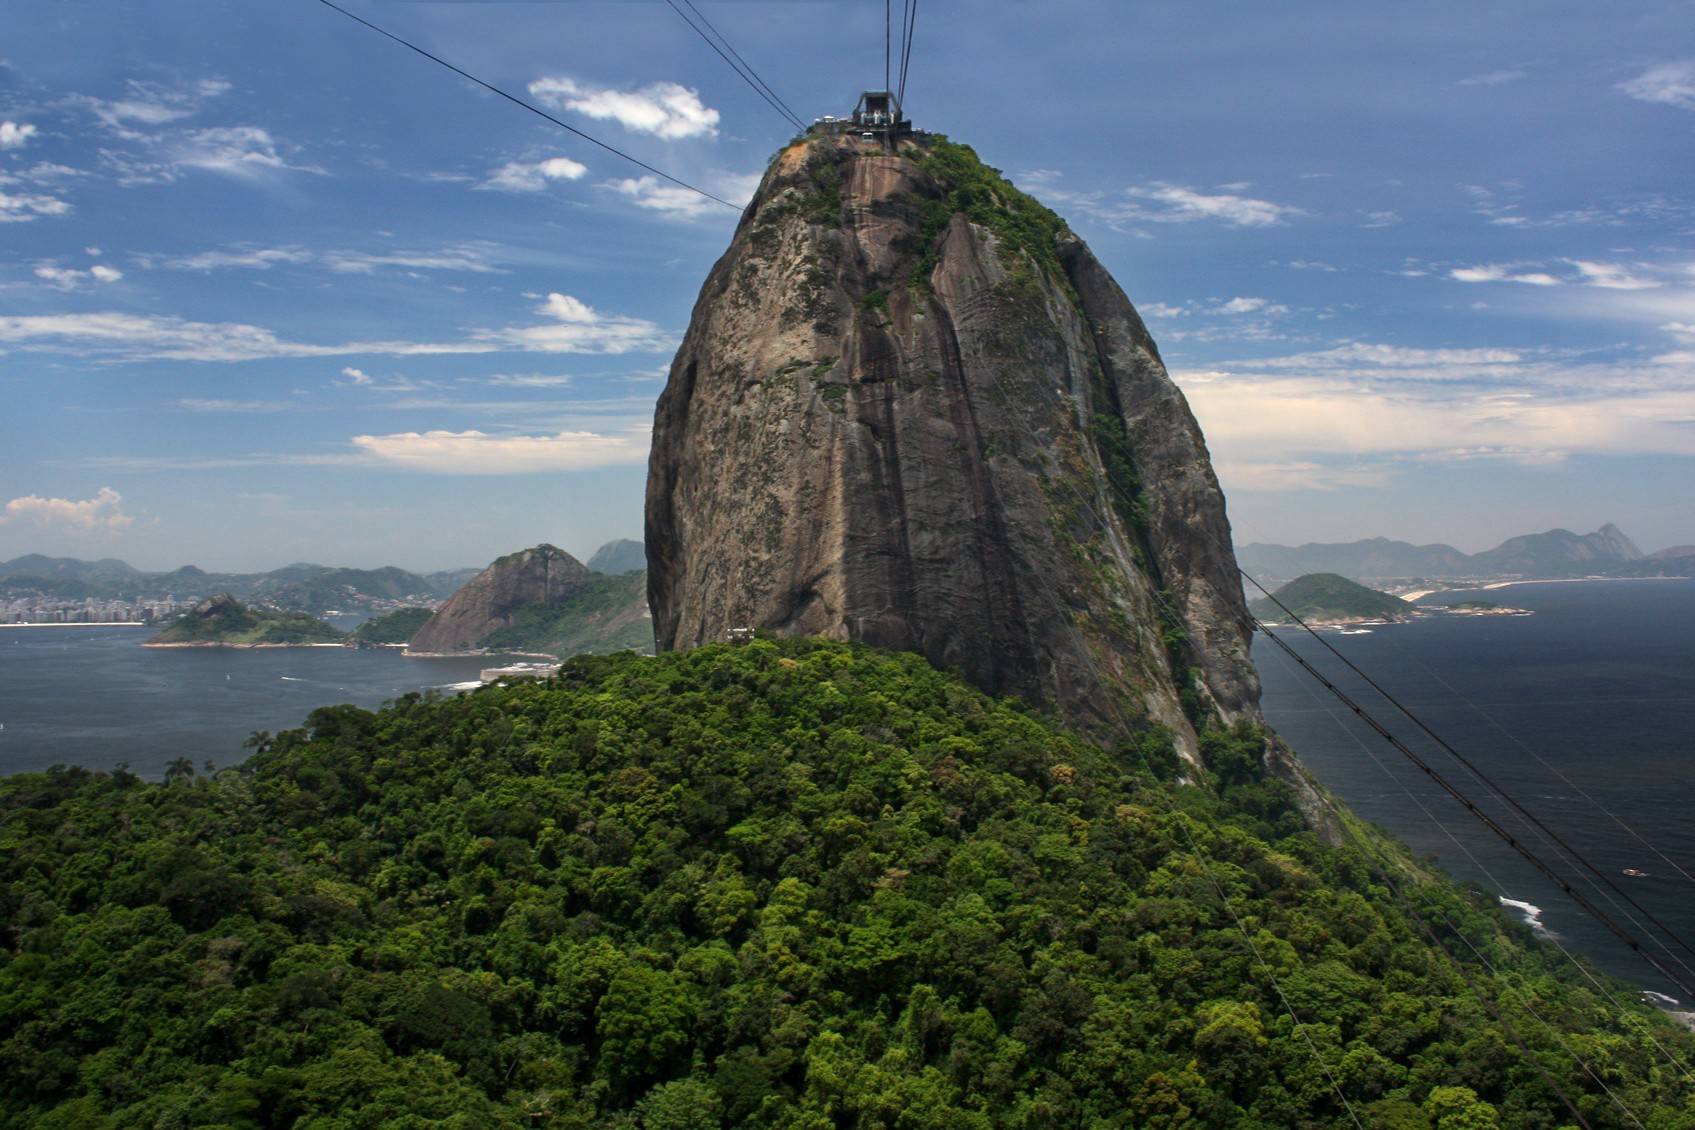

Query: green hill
[349,606,435,646]
[477,571,654,655]
[1249,573,1414,624]
[146,594,346,646]
[2,638,1689,1126]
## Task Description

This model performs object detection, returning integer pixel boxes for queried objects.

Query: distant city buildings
[0,596,184,624]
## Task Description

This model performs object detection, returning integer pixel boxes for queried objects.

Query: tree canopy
[3,637,1691,1126]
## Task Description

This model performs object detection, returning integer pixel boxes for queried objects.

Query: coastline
[1,621,146,629]
[403,648,557,661]
[142,640,347,649]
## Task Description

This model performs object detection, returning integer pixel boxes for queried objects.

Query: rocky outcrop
[645,132,1259,763]
[407,545,589,654]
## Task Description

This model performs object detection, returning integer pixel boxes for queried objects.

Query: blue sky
[3,1,1693,571]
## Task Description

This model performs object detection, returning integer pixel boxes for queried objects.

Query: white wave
[1642,990,1681,1008]
[279,676,303,682]
[438,680,482,693]
[1499,896,1555,936]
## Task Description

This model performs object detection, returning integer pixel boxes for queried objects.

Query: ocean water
[1254,579,1695,1000]
[0,626,505,777]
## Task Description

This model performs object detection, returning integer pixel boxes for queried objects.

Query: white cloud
[176,398,296,413]
[350,427,649,473]
[171,126,304,179]
[1619,60,1695,111]
[0,293,673,362]
[1458,67,1530,87]
[529,76,719,139]
[481,292,675,353]
[33,262,122,290]
[1,486,133,531]
[1565,259,1660,290]
[340,366,372,385]
[1359,210,1401,228]
[607,175,718,219]
[164,246,313,271]
[1167,343,1695,493]
[322,244,506,274]
[0,190,72,223]
[0,121,37,149]
[1218,296,1286,315]
[480,156,588,192]
[74,78,230,136]
[1450,263,1562,286]
[1120,183,1300,227]
[1142,302,1188,318]
[483,372,575,388]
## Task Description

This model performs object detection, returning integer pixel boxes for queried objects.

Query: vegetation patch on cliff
[4,638,1689,1126]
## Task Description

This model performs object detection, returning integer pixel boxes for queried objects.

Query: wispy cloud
[0,291,674,361]
[529,76,719,139]
[1170,342,1695,492]
[1120,182,1301,227]
[480,156,588,192]
[1,486,133,531]
[0,189,72,223]
[1458,67,1530,87]
[1450,263,1563,286]
[350,427,649,473]
[322,243,507,275]
[175,398,298,413]
[1618,60,1695,111]
[33,261,122,290]
[160,245,314,271]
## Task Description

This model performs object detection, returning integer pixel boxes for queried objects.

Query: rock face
[407,545,589,654]
[646,132,1258,762]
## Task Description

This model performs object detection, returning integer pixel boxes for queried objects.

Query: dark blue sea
[2,581,1692,1002]
[0,625,503,777]
[1255,579,1695,1002]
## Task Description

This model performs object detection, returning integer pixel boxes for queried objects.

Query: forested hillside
[2,639,1691,1126]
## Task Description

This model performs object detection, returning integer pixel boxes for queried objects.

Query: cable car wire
[311,0,742,210]
[1244,571,1695,979]
[1264,641,1695,1087]
[1253,616,1695,999]
[675,0,807,129]
[663,0,806,133]
[1381,630,1695,888]
[896,0,918,112]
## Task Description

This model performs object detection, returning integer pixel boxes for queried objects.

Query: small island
[348,606,435,647]
[1249,572,1415,626]
[144,593,347,648]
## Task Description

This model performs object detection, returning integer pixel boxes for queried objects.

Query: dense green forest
[1249,573,1415,625]
[350,607,435,646]
[148,594,347,646]
[3,638,1692,1126]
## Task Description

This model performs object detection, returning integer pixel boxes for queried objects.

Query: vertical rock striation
[646,133,1258,763]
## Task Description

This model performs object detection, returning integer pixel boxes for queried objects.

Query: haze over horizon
[5,1,1694,571]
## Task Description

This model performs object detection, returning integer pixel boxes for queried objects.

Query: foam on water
[1498,896,1555,936]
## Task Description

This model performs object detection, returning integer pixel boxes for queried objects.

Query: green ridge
[147,595,345,645]
[1249,573,1414,624]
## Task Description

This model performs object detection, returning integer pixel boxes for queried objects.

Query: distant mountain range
[0,538,647,612]
[1235,523,1694,582]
